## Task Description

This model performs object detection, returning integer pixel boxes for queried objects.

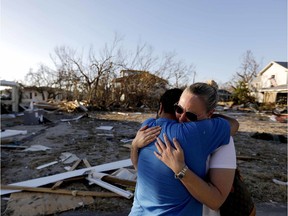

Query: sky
[0,0,287,86]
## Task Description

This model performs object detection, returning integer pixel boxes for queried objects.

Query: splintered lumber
[1,185,121,197]
[51,159,82,190]
[1,158,132,195]
[102,175,136,187]
[83,158,92,167]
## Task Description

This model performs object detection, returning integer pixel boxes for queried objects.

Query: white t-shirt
[203,136,237,216]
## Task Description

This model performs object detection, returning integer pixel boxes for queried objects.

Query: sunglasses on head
[174,103,198,122]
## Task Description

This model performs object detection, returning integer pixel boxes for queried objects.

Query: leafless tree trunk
[233,50,260,85]
[229,50,260,104]
[155,52,196,88]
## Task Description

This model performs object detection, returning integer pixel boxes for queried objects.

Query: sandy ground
[1,110,287,215]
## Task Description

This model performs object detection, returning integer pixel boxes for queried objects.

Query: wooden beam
[51,159,82,190]
[102,175,136,187]
[1,184,121,197]
[83,158,91,168]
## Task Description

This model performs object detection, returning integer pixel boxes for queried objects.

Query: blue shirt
[129,117,230,216]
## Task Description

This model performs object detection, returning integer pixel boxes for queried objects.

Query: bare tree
[118,41,196,87]
[49,34,123,105]
[233,50,259,85]
[25,65,56,87]
[50,46,81,100]
[23,33,197,107]
[230,50,260,104]
[24,65,61,100]
[155,52,196,88]
[119,40,159,72]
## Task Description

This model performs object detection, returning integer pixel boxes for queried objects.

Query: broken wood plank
[51,159,82,190]
[102,175,136,187]
[83,158,91,167]
[1,185,121,197]
[36,161,58,169]
[1,158,132,195]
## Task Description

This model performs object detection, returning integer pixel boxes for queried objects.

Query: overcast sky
[1,0,287,85]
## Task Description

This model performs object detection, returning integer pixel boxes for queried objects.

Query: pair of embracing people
[129,82,239,216]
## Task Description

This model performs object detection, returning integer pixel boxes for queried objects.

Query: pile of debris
[32,100,89,113]
[1,155,136,216]
[1,110,146,215]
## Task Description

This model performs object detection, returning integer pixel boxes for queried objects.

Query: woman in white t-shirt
[203,137,236,216]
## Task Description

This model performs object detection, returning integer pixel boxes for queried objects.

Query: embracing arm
[155,134,235,210]
[130,125,161,170]
[181,168,234,210]
[211,113,239,136]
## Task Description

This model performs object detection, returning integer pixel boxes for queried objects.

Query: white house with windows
[250,61,287,103]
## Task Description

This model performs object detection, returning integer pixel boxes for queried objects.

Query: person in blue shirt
[129,83,236,215]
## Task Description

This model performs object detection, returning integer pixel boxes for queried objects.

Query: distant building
[0,80,20,112]
[20,86,65,108]
[112,69,169,108]
[250,61,288,104]
[21,86,63,103]
[218,89,232,102]
[1,81,65,113]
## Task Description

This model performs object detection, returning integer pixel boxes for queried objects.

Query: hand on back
[132,125,161,150]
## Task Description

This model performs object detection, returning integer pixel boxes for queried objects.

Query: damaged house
[21,86,64,105]
[112,70,169,109]
[250,61,288,104]
[1,82,65,113]
[0,80,20,113]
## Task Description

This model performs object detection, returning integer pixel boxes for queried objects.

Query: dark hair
[159,88,183,115]
[186,82,218,113]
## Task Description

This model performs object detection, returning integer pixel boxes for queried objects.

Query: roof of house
[258,61,288,76]
[275,61,288,68]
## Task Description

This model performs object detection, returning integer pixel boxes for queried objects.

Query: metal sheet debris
[111,168,137,181]
[272,179,288,186]
[60,152,80,164]
[23,145,51,152]
[120,138,134,143]
[36,161,58,170]
[97,133,114,137]
[60,114,87,122]
[1,130,27,138]
[23,109,45,125]
[96,126,113,130]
